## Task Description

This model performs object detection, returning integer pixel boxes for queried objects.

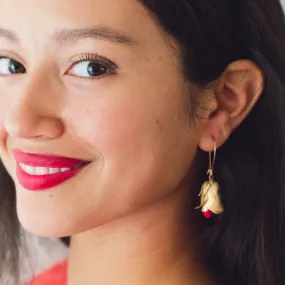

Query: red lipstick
[12,148,91,191]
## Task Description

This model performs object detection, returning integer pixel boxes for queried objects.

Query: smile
[12,148,92,191]
[18,162,87,175]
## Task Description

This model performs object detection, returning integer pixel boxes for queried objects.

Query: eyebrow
[0,28,17,41]
[0,27,138,46]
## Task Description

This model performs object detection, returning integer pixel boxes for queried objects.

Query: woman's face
[0,0,202,237]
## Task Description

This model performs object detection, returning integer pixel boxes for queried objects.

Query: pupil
[8,60,25,74]
[87,62,106,76]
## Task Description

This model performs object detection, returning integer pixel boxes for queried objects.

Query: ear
[198,60,264,152]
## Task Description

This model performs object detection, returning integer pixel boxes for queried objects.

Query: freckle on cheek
[156,119,164,131]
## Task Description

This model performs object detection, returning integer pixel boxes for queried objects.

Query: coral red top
[25,259,67,285]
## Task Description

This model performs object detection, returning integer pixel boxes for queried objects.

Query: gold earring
[195,141,224,219]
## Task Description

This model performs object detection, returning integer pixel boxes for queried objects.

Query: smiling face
[0,0,202,237]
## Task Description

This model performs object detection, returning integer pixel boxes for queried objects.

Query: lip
[12,148,90,168]
[12,148,91,191]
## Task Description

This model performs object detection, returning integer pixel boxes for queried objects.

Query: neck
[67,187,213,285]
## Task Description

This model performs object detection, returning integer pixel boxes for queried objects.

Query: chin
[16,207,103,238]
[15,187,89,238]
[17,209,74,238]
[19,218,69,238]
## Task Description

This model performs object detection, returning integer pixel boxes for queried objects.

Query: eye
[67,54,118,80]
[0,56,26,76]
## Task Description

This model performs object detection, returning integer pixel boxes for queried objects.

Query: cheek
[63,97,157,156]
[0,118,5,153]
[62,89,194,191]
[0,84,19,155]
[0,96,10,154]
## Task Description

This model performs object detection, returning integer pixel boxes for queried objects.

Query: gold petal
[195,180,224,215]
[195,181,211,209]
[203,181,224,214]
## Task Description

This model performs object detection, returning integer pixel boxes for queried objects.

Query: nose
[4,72,64,140]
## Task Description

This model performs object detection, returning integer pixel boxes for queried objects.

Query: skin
[0,0,264,284]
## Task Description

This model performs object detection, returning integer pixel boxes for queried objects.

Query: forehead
[0,0,155,44]
[0,0,142,22]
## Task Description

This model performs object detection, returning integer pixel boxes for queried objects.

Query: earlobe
[199,60,264,152]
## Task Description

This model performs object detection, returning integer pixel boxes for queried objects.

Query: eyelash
[68,53,118,80]
[0,53,118,80]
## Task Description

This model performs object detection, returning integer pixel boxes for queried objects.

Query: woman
[0,0,285,284]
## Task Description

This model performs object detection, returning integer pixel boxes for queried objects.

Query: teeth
[49,168,61,174]
[60,168,71,172]
[36,167,49,175]
[19,163,73,175]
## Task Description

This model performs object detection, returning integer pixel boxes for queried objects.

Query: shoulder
[24,259,68,285]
